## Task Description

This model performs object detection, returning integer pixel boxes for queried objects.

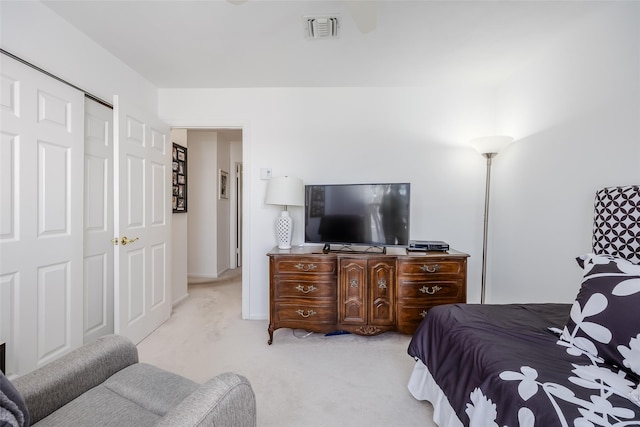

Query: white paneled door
[0,56,84,377]
[113,96,171,344]
[83,99,114,344]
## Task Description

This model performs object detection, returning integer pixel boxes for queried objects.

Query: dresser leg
[268,324,274,345]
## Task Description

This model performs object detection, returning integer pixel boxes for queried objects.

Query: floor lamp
[265,176,305,249]
[470,136,513,304]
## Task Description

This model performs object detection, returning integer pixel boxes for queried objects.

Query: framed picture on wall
[219,169,229,199]
[173,143,187,212]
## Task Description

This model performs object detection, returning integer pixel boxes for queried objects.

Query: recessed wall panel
[37,263,70,362]
[84,254,107,333]
[85,155,107,232]
[126,116,144,147]
[37,90,72,132]
[151,162,165,225]
[0,75,19,117]
[127,155,145,228]
[38,141,69,236]
[151,243,166,307]
[0,133,18,241]
[127,249,145,324]
[150,128,165,153]
[86,113,109,149]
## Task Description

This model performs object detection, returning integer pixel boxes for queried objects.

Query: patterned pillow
[592,185,640,265]
[561,254,640,376]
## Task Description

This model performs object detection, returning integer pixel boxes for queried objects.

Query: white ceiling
[42,0,604,89]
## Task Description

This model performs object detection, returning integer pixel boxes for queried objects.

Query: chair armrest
[13,334,138,424]
[156,372,256,427]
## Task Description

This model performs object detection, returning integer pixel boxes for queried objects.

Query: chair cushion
[103,363,199,416]
[32,364,198,426]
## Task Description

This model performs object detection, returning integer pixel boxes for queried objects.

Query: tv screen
[304,183,410,247]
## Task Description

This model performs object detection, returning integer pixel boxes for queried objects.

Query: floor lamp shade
[265,176,304,249]
[470,135,513,155]
[470,135,513,304]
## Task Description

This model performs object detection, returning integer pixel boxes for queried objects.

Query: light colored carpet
[137,270,436,427]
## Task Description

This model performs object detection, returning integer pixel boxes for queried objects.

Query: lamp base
[274,210,293,249]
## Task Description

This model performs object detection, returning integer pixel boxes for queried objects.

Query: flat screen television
[304,183,410,248]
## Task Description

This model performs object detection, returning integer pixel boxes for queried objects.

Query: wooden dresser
[267,246,468,344]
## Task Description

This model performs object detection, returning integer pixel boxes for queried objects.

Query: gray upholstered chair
[3,334,256,426]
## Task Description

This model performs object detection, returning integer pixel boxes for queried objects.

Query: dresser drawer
[397,300,464,330]
[397,259,464,276]
[272,257,336,275]
[397,303,434,325]
[273,277,336,299]
[397,279,464,300]
[273,302,337,324]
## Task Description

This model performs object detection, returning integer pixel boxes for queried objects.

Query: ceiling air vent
[304,15,340,39]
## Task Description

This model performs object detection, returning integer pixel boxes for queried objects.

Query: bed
[407,185,640,427]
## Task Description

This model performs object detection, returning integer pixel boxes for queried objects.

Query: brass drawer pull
[419,285,442,295]
[421,264,441,273]
[295,263,317,272]
[378,278,387,289]
[295,284,317,294]
[350,279,359,288]
[419,309,429,318]
[296,309,316,318]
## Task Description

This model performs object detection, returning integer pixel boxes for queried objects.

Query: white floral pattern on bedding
[466,354,639,426]
[465,254,640,427]
[561,255,640,377]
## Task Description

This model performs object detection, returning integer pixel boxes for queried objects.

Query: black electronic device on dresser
[304,183,410,249]
[408,240,450,252]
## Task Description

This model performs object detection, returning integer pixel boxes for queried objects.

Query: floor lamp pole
[480,153,495,304]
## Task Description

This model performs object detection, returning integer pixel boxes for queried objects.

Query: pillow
[0,372,30,427]
[561,254,640,376]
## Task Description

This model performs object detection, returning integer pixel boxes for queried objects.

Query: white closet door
[0,55,84,377]
[83,99,114,344]
[113,96,171,344]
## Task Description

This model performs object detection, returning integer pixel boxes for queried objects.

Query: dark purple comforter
[407,303,640,427]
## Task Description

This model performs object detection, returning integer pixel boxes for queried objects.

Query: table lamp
[265,176,304,249]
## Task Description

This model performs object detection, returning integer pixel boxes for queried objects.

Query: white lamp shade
[265,176,304,207]
[470,135,513,154]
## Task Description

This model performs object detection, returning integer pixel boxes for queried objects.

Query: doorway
[183,129,243,280]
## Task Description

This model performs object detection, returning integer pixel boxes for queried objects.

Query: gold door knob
[120,236,139,246]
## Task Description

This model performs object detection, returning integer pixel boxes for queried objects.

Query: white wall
[159,85,496,319]
[491,5,640,303]
[160,5,640,318]
[171,129,189,305]
[1,3,187,308]
[0,1,157,113]
[187,130,219,278]
[6,0,637,324]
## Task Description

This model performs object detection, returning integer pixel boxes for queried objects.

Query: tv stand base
[322,243,386,254]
